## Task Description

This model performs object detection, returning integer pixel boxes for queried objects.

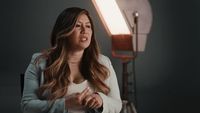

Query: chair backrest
[20,73,24,96]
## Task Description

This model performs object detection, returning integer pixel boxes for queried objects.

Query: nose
[80,25,86,33]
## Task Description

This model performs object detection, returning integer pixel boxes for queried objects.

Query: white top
[66,80,94,113]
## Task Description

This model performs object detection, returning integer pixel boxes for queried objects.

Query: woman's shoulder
[30,52,47,69]
[99,54,110,60]
[98,54,111,66]
[31,52,42,59]
[31,52,46,61]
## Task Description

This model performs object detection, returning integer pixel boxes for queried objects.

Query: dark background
[0,0,200,113]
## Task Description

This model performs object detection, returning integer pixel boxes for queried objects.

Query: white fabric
[97,55,122,113]
[66,80,94,113]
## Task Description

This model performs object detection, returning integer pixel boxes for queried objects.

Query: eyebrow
[77,21,91,24]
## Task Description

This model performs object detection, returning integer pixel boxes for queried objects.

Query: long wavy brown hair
[36,7,110,100]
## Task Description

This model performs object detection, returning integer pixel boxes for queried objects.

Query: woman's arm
[97,55,122,113]
[21,53,67,113]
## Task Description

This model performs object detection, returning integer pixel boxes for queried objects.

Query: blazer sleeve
[21,53,68,113]
[97,56,122,113]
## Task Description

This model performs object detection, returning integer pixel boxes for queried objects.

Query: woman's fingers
[79,87,89,97]
[91,93,103,108]
[78,87,91,100]
[83,93,103,109]
[87,97,96,108]
[82,95,94,106]
[71,88,103,109]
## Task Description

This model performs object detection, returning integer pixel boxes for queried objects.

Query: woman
[21,7,122,113]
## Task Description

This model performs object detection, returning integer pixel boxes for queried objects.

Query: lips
[80,36,88,42]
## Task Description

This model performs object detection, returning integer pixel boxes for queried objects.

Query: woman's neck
[67,50,84,83]
[67,50,84,63]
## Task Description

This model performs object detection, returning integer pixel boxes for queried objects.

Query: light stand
[91,0,153,112]
[117,12,139,113]
[110,12,139,113]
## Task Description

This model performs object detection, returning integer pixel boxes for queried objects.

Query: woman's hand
[65,87,92,110]
[82,92,103,109]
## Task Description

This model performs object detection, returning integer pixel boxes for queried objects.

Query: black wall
[0,0,199,113]
[136,1,200,113]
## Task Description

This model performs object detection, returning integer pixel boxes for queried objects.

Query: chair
[20,73,24,96]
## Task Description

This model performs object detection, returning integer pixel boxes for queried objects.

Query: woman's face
[68,13,93,51]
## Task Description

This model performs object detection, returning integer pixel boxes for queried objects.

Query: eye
[86,25,91,28]
[75,24,81,28]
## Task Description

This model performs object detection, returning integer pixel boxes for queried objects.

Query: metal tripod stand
[120,60,137,113]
